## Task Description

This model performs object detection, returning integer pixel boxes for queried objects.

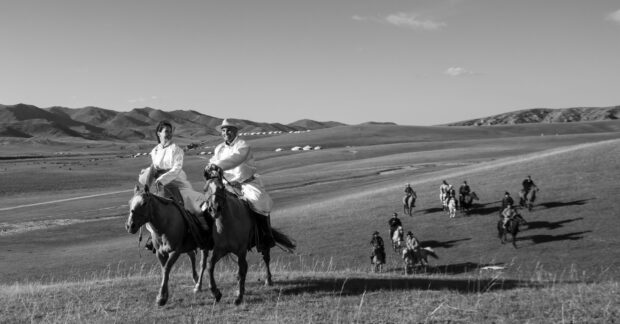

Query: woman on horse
[139,120,207,251]
[207,119,275,250]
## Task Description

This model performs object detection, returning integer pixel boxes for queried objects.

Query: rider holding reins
[206,119,275,251]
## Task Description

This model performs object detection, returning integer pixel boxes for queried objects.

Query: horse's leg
[194,249,209,293]
[234,252,248,305]
[512,231,518,249]
[261,249,273,286]
[208,250,223,302]
[157,250,180,306]
[187,249,198,284]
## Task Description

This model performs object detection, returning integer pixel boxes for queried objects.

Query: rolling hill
[447,106,620,126]
[0,104,347,141]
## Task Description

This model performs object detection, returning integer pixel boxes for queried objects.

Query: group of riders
[370,212,421,269]
[371,175,539,269]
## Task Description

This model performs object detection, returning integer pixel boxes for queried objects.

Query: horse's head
[203,172,226,219]
[126,184,152,234]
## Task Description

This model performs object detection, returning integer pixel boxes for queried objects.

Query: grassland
[1,123,620,322]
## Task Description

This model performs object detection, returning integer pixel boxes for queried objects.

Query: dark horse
[402,192,416,216]
[125,184,210,306]
[201,168,296,305]
[370,243,386,273]
[459,191,479,213]
[519,187,538,211]
[497,214,528,248]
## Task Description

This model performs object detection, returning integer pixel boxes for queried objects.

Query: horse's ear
[134,184,140,194]
[144,184,150,193]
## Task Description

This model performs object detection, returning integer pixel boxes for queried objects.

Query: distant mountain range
[0,104,346,141]
[447,106,620,126]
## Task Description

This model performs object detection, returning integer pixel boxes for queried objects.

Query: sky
[1,0,619,126]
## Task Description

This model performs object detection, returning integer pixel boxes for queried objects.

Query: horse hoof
[234,297,243,305]
[157,296,167,306]
[193,286,201,294]
[213,289,222,302]
[265,278,273,287]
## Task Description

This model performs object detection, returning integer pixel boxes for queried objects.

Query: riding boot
[256,213,275,251]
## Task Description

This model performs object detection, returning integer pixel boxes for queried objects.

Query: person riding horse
[370,231,385,260]
[405,184,414,196]
[501,203,519,230]
[139,120,209,252]
[522,175,537,196]
[388,212,402,241]
[207,118,275,251]
[439,180,450,209]
[459,180,471,209]
[405,231,419,252]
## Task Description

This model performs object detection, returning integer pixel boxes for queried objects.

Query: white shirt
[209,137,257,183]
[150,142,190,187]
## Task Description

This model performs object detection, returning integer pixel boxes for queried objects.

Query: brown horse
[125,184,210,306]
[402,193,416,216]
[402,247,438,274]
[201,168,296,305]
[498,213,528,248]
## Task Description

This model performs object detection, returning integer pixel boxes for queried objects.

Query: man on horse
[405,231,420,252]
[501,192,514,210]
[405,183,414,196]
[388,212,402,241]
[522,175,537,196]
[439,180,450,208]
[370,231,385,260]
[501,202,519,230]
[206,119,275,251]
[459,180,471,208]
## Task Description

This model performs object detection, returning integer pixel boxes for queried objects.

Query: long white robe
[139,142,205,216]
[209,137,273,216]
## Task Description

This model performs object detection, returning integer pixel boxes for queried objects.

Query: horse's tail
[423,247,438,259]
[272,228,296,253]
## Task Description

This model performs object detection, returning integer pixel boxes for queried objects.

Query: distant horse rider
[370,231,385,260]
[446,184,457,206]
[439,180,450,209]
[501,192,514,210]
[388,212,402,241]
[405,231,420,252]
[206,118,275,251]
[459,180,471,209]
[522,175,537,196]
[501,202,518,230]
[405,183,414,197]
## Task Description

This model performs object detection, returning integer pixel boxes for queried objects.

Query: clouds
[443,67,479,77]
[606,9,620,24]
[353,12,446,31]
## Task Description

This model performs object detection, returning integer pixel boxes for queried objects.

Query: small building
[275,148,283,152]
[302,145,312,151]
[291,146,301,151]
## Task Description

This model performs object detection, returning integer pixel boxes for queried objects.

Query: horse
[460,192,479,213]
[497,213,528,248]
[391,226,404,253]
[201,168,296,305]
[370,243,386,273]
[402,247,438,274]
[402,192,416,216]
[519,187,538,211]
[447,197,457,218]
[125,184,211,306]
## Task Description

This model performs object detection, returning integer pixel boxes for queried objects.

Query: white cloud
[444,67,478,77]
[606,9,620,24]
[385,12,446,30]
[128,96,158,104]
[352,12,446,31]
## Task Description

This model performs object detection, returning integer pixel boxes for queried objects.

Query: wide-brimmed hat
[373,231,379,235]
[216,118,239,131]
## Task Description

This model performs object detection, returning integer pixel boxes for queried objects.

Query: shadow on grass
[526,218,583,230]
[420,238,471,249]
[420,207,444,214]
[519,231,591,245]
[538,199,594,209]
[278,262,536,296]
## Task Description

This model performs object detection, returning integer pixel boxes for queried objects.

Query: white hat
[216,118,239,131]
